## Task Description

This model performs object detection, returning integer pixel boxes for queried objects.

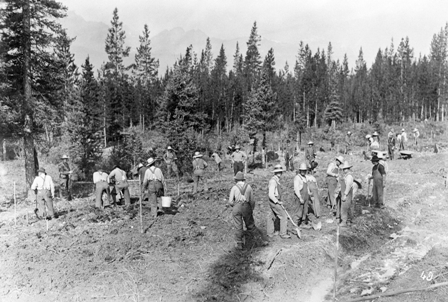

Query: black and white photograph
[0,0,447,301]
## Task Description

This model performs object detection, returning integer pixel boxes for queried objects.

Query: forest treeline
[0,1,447,184]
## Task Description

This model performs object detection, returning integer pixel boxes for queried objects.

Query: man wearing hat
[326,156,343,209]
[293,163,311,229]
[192,152,208,194]
[365,134,373,152]
[143,158,165,217]
[231,145,247,176]
[344,131,352,154]
[371,132,380,150]
[211,150,222,172]
[108,164,131,206]
[400,129,407,151]
[31,168,56,219]
[228,172,255,250]
[163,146,179,179]
[335,161,355,227]
[93,168,110,208]
[413,128,420,148]
[368,153,387,209]
[305,141,316,169]
[267,164,290,239]
[58,154,72,201]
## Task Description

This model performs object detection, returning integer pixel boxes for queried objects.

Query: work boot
[280,234,291,239]
[301,223,312,230]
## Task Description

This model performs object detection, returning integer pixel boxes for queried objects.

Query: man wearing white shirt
[267,164,290,239]
[338,162,354,227]
[93,168,110,208]
[30,167,55,219]
[293,163,311,229]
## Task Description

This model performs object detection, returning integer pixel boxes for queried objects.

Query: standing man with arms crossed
[164,146,179,179]
[369,153,387,209]
[305,141,317,170]
[267,164,290,239]
[58,154,72,201]
[31,168,56,219]
[326,156,343,210]
[231,145,246,176]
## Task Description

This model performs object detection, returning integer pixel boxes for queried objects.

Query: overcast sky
[60,0,448,65]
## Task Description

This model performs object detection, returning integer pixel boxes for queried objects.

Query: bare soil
[0,139,447,302]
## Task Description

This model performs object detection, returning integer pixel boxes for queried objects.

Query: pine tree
[105,8,130,74]
[65,57,103,176]
[133,24,159,85]
[243,71,277,148]
[244,22,262,90]
[0,0,67,188]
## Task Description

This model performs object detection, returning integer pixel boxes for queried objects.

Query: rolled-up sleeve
[294,175,303,201]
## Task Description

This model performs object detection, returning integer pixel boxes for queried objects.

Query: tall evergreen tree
[104,8,130,74]
[244,22,262,91]
[0,0,67,188]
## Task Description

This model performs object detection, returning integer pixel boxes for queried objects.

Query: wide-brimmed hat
[341,161,352,170]
[235,145,241,149]
[401,128,405,132]
[137,163,144,169]
[273,164,284,173]
[354,178,362,189]
[335,156,344,164]
[147,158,157,166]
[298,163,308,171]
[193,152,203,158]
[308,141,314,145]
[234,172,245,181]
[347,131,351,135]
[167,146,173,150]
[413,128,418,132]
[61,154,69,159]
[372,131,379,137]
[365,134,371,139]
[37,167,46,174]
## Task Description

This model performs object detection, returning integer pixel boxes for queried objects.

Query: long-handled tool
[280,204,302,239]
[139,181,143,234]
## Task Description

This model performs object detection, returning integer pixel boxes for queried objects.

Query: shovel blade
[296,228,302,239]
[312,221,322,231]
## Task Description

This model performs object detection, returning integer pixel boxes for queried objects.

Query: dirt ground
[0,134,447,302]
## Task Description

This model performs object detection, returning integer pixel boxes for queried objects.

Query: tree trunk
[2,139,5,161]
[22,0,38,189]
[314,101,318,128]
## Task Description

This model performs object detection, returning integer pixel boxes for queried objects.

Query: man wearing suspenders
[228,172,255,250]
[31,168,56,219]
[267,164,290,239]
[143,158,165,217]
[192,152,208,194]
[293,163,311,229]
[326,156,343,209]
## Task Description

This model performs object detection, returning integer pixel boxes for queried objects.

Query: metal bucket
[161,196,172,208]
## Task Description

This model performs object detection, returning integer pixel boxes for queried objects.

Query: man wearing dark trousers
[231,145,246,176]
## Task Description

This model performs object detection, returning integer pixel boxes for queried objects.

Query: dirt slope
[0,146,447,302]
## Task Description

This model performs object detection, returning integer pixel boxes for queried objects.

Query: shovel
[367,179,371,207]
[280,204,302,239]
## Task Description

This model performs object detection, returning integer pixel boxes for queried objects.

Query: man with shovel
[293,163,312,229]
[228,172,255,250]
[267,164,290,239]
[326,156,344,210]
[368,153,387,209]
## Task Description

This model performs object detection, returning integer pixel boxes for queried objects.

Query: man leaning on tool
[228,171,256,250]
[31,168,56,219]
[267,164,290,239]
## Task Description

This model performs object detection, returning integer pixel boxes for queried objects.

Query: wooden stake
[13,182,17,226]
[46,219,49,232]
[334,223,340,300]
[139,175,143,234]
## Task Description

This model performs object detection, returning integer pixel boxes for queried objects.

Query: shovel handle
[280,204,299,228]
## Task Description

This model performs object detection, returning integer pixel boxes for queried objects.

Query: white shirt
[31,174,55,197]
[93,171,108,184]
[294,174,307,202]
[268,175,281,203]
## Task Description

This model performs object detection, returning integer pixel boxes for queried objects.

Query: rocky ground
[0,137,447,302]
